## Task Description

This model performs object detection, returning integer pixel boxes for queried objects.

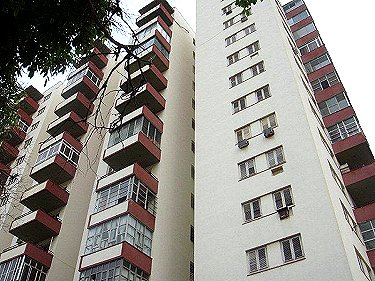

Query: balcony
[0,243,53,269]
[55,92,94,119]
[97,163,158,194]
[62,62,103,100]
[0,141,19,164]
[333,133,374,168]
[30,132,82,184]
[129,45,169,75]
[116,83,165,116]
[20,96,39,115]
[137,3,173,27]
[8,127,26,146]
[80,242,152,275]
[10,210,61,243]
[47,111,88,138]
[0,162,10,189]
[121,65,167,94]
[24,85,43,102]
[18,108,33,126]
[21,180,69,212]
[343,162,375,207]
[78,47,109,70]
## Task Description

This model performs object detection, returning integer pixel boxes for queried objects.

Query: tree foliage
[0,0,125,141]
[235,0,262,15]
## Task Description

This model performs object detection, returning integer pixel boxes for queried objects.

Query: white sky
[25,0,375,151]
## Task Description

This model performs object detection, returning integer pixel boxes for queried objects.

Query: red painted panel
[93,47,109,65]
[45,180,70,204]
[308,64,335,81]
[157,16,172,37]
[76,92,95,115]
[87,61,104,80]
[142,106,163,133]
[25,243,53,268]
[315,83,346,103]
[35,210,61,235]
[366,249,375,268]
[285,4,307,19]
[82,76,100,96]
[155,30,171,52]
[160,3,174,25]
[290,17,313,33]
[296,30,320,47]
[121,243,152,275]
[343,162,375,187]
[302,46,327,64]
[138,132,162,161]
[127,200,155,230]
[0,162,11,175]
[145,83,166,109]
[61,131,83,151]
[152,45,170,69]
[323,107,356,128]
[333,133,367,155]
[1,141,19,159]
[354,202,375,223]
[54,154,78,177]
[134,163,158,194]
[18,109,33,125]
[23,96,39,111]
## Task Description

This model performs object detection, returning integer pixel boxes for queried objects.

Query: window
[192,81,195,91]
[223,17,234,29]
[281,235,304,262]
[23,138,32,149]
[266,147,285,168]
[292,23,316,40]
[359,220,375,250]
[0,256,48,281]
[229,61,264,87]
[67,66,101,88]
[243,199,261,221]
[108,116,162,148]
[191,140,195,153]
[94,176,157,215]
[35,140,80,166]
[134,21,171,43]
[191,165,195,179]
[227,41,260,65]
[329,162,345,191]
[225,24,256,46]
[261,114,277,130]
[311,72,340,93]
[41,93,51,103]
[235,125,251,143]
[239,158,256,179]
[222,3,233,15]
[18,119,29,133]
[318,92,349,117]
[327,116,361,143]
[299,37,323,55]
[133,36,170,59]
[84,214,153,255]
[304,53,331,73]
[192,98,195,109]
[247,247,268,273]
[191,193,194,209]
[190,261,194,281]
[190,225,194,242]
[232,85,270,114]
[283,0,304,13]
[192,119,195,130]
[287,10,310,25]
[16,155,25,166]
[30,121,39,132]
[273,187,293,210]
[36,107,45,117]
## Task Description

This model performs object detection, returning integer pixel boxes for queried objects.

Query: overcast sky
[26,0,375,151]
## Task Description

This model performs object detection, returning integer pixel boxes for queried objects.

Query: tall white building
[195,0,372,280]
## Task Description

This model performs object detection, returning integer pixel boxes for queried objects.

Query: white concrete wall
[196,0,370,280]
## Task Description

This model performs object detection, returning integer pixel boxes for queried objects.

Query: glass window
[318,92,349,117]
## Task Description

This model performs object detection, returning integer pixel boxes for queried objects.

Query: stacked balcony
[0,141,19,165]
[20,96,39,115]
[47,111,89,138]
[77,47,109,70]
[30,132,82,184]
[55,92,94,119]
[136,0,174,27]
[103,106,163,170]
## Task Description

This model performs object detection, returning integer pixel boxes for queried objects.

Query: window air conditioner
[226,10,232,15]
[238,139,249,149]
[277,206,290,220]
[263,127,275,138]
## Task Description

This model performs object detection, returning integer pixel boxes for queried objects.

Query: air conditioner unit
[226,10,232,15]
[277,206,290,220]
[263,127,275,138]
[241,16,248,22]
[238,139,249,149]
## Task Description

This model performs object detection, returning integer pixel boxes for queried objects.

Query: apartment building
[196,0,373,280]
[0,0,195,280]
[283,0,375,271]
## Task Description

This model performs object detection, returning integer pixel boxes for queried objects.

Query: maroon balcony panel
[137,3,174,27]
[8,127,26,146]
[302,46,328,64]
[121,243,152,275]
[354,202,375,223]
[308,64,335,81]
[78,47,109,70]
[343,162,375,187]
[55,92,94,119]
[155,29,171,52]
[116,83,166,116]
[128,200,155,230]
[129,45,169,74]
[0,141,19,164]
[0,162,11,177]
[156,16,172,37]
[10,210,61,243]
[94,40,111,56]
[24,86,43,102]
[18,109,33,125]
[141,106,163,133]
[139,0,174,18]
[366,249,375,269]
[333,133,367,155]
[315,83,346,103]
[21,180,70,212]
[290,17,314,33]
[323,107,356,128]
[285,4,308,19]
[47,111,88,138]
[20,96,39,115]
[296,30,320,47]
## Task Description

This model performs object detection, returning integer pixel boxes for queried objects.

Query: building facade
[0,1,195,281]
[196,0,373,280]
[283,0,375,271]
